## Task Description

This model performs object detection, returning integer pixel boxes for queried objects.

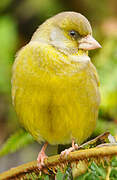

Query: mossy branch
[1,146,117,179]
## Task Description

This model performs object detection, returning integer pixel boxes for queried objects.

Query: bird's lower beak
[78,35,101,50]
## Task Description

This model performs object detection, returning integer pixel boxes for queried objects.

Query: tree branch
[0,146,117,179]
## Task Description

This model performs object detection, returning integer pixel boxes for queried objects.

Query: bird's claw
[37,151,48,169]
[60,143,78,158]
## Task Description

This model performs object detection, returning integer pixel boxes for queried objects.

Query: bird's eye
[69,30,80,39]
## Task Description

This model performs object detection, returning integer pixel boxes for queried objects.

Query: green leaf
[56,169,64,180]
[85,172,100,180]
[44,175,50,180]
[0,129,34,157]
[89,162,106,179]
[75,171,100,180]
[111,156,117,167]
[110,168,117,179]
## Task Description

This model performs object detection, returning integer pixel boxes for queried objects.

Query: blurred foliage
[0,14,18,144]
[0,0,13,12]
[0,0,117,175]
[94,37,117,120]
[0,129,34,157]
[0,15,18,93]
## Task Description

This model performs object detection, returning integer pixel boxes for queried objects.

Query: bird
[11,11,101,169]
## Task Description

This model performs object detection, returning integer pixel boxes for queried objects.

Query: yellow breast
[12,41,100,145]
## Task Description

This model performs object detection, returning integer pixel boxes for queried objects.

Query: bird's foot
[60,140,78,158]
[37,150,48,169]
[37,142,48,169]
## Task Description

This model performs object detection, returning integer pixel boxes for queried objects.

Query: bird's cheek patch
[50,27,68,42]
[50,27,68,49]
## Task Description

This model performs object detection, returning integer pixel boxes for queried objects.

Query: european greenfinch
[11,12,101,168]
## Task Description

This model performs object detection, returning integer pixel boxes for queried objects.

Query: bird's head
[32,12,101,59]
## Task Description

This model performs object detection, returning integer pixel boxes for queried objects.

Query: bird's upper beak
[78,35,101,50]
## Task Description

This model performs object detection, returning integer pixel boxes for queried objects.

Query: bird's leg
[60,139,78,157]
[37,142,48,169]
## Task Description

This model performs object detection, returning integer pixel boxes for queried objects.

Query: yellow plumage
[12,12,100,147]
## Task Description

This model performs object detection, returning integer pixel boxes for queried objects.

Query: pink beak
[79,35,101,50]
